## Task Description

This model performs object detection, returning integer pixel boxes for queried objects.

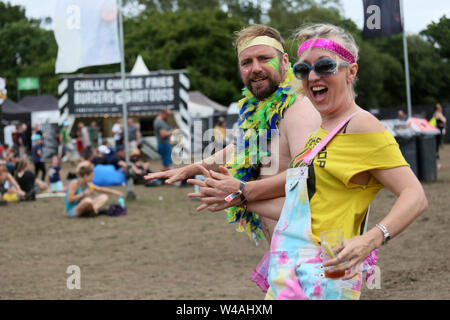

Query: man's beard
[246,69,283,100]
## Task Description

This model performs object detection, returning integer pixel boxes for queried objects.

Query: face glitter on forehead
[297,38,356,64]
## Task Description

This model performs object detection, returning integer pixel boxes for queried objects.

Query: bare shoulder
[68,179,78,190]
[279,95,321,156]
[280,95,321,132]
[346,110,386,134]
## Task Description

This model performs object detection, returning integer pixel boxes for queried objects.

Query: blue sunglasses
[293,57,349,80]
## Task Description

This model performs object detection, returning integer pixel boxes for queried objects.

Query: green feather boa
[225,67,297,242]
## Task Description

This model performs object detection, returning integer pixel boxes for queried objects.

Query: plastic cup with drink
[320,229,345,279]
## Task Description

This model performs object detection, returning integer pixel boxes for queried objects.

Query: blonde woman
[0,160,25,202]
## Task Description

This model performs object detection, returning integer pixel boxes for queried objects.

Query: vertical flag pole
[400,0,413,118]
[118,0,135,200]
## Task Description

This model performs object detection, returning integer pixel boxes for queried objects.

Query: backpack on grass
[106,204,127,217]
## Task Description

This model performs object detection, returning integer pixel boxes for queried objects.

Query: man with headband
[145,25,320,291]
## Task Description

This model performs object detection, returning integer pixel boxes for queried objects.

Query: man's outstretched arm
[144,144,234,184]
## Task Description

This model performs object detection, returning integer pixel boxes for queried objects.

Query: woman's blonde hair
[15,159,29,173]
[293,23,359,97]
[294,23,359,62]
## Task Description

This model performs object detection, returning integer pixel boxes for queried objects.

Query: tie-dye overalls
[265,167,363,300]
[265,112,368,300]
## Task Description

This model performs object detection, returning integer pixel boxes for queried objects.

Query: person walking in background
[18,123,29,157]
[213,116,227,151]
[31,134,46,181]
[112,118,123,147]
[153,109,178,171]
[75,129,83,158]
[429,103,447,160]
[79,122,91,159]
[31,124,44,147]
[12,124,20,152]
[88,121,100,150]
[59,121,72,162]
[127,118,141,151]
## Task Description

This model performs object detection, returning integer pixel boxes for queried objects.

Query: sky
[2,0,450,34]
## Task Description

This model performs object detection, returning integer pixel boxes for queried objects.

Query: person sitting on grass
[129,148,158,186]
[48,155,64,193]
[0,159,25,203]
[4,146,19,174]
[65,161,123,218]
[15,159,48,200]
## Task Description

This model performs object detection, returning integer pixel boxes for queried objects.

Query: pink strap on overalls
[303,110,366,165]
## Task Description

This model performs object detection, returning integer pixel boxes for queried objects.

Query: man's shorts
[157,143,173,167]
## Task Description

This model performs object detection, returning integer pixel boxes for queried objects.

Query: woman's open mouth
[310,85,328,103]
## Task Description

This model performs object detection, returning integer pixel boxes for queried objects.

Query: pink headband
[297,38,356,64]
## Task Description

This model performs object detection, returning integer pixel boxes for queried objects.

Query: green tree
[364,32,450,107]
[222,0,262,24]
[269,4,358,61]
[407,35,450,105]
[421,15,450,60]
[0,2,28,28]
[123,9,245,105]
[354,42,405,109]
[0,3,58,102]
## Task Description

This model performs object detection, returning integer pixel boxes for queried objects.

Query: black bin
[381,119,419,178]
[416,133,437,182]
[396,134,418,177]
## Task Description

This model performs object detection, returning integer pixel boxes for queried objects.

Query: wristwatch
[375,223,391,245]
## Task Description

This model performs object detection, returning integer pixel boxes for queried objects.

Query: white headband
[237,36,285,56]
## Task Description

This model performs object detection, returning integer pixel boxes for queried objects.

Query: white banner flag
[54,0,121,74]
[0,77,7,104]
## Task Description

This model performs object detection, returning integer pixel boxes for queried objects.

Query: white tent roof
[130,55,150,75]
[188,91,227,117]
